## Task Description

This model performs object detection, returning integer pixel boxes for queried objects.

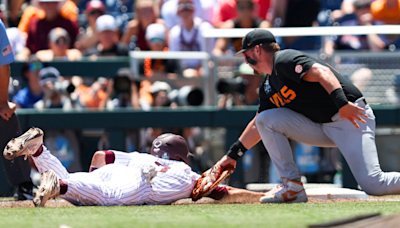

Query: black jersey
[258,49,363,123]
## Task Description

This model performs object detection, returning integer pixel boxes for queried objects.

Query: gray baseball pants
[256,98,400,196]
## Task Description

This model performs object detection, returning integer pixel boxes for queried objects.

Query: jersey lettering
[270,93,285,107]
[269,85,297,107]
[280,86,297,101]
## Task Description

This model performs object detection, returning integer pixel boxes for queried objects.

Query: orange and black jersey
[258,49,363,123]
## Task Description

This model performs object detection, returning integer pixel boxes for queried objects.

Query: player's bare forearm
[302,63,341,94]
[238,113,261,149]
[219,186,264,204]
[0,64,10,104]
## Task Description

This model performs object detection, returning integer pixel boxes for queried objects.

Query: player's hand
[338,102,368,129]
[217,155,237,169]
[0,101,16,121]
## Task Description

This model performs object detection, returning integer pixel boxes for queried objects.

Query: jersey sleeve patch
[295,65,303,74]
[2,45,11,56]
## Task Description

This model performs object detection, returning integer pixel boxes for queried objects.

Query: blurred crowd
[2,0,399,112]
[2,0,400,182]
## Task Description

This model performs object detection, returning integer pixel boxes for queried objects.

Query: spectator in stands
[85,14,129,56]
[73,76,108,109]
[212,0,272,28]
[6,28,26,60]
[212,0,269,56]
[35,66,76,110]
[8,0,25,27]
[76,0,134,19]
[13,55,44,109]
[24,0,79,55]
[267,0,321,27]
[218,63,262,109]
[140,23,181,77]
[18,0,78,33]
[36,27,82,61]
[329,0,358,22]
[161,0,213,29]
[267,0,321,49]
[169,0,214,77]
[121,0,166,51]
[75,0,106,52]
[99,68,141,109]
[371,0,400,48]
[371,0,400,24]
[325,0,388,58]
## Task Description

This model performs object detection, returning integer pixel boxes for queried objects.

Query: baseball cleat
[33,170,60,207]
[3,127,43,160]
[260,180,308,203]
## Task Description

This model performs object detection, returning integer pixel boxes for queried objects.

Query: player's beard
[247,56,261,73]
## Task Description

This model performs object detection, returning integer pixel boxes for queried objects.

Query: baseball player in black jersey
[217,29,400,203]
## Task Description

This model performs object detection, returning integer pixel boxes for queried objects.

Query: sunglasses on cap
[41,2,58,4]
[29,62,44,71]
[89,10,104,16]
[55,38,68,45]
[178,2,194,11]
[236,4,253,10]
[354,2,371,10]
[150,37,164,44]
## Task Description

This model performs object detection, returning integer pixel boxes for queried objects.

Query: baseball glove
[191,164,235,201]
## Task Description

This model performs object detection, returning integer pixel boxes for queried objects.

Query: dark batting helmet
[151,133,194,164]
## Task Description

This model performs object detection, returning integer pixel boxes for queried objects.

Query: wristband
[226,140,248,160]
[330,88,348,109]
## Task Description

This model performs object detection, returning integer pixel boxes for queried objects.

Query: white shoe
[33,170,60,207]
[260,180,308,203]
[3,127,43,160]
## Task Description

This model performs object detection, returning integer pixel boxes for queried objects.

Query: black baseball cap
[234,29,276,56]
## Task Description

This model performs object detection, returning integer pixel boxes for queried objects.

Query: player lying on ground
[3,127,265,207]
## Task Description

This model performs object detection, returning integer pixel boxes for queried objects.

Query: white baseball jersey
[32,147,200,206]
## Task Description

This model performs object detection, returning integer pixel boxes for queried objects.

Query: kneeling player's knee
[358,174,387,196]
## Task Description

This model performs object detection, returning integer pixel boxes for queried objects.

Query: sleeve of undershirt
[207,186,228,200]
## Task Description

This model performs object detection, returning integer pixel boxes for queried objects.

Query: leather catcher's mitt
[191,165,235,201]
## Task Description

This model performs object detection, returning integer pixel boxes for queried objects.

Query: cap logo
[153,140,162,152]
[162,153,170,159]
[247,42,252,46]
[295,65,303,74]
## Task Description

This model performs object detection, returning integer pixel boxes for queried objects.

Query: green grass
[1,202,400,228]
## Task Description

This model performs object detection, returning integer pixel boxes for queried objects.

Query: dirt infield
[0,196,399,208]
[172,196,400,205]
[0,199,74,208]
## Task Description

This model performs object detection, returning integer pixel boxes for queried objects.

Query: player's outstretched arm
[219,113,261,168]
[221,186,266,204]
[207,186,265,204]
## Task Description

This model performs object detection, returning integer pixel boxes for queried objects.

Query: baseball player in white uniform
[4,127,264,206]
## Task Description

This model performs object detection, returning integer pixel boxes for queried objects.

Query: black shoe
[13,181,37,201]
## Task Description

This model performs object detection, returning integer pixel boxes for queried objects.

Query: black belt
[362,98,367,104]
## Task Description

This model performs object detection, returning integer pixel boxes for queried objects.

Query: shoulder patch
[295,65,303,74]
[2,45,11,56]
